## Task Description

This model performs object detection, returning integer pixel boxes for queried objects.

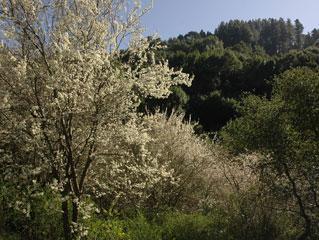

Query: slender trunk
[296,212,311,240]
[283,164,311,240]
[72,201,78,223]
[62,200,71,240]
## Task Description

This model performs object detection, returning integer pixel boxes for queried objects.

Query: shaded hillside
[144,19,319,132]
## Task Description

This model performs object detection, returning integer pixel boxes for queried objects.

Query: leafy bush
[222,67,319,239]
[0,182,63,240]
[126,214,162,240]
[86,219,128,240]
[161,212,223,240]
[0,233,19,240]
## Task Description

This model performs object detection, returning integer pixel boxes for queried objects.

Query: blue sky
[141,0,319,39]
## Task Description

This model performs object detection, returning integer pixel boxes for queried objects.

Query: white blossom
[0,0,192,238]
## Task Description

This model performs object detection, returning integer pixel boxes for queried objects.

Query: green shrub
[213,192,299,240]
[126,214,161,240]
[86,218,128,240]
[161,212,219,240]
[0,233,20,240]
[0,182,63,240]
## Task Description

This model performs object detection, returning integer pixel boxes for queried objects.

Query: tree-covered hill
[144,19,319,132]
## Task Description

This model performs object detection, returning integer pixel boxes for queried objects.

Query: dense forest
[145,18,319,132]
[1,1,319,240]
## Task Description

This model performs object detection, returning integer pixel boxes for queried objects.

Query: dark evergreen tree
[295,19,304,49]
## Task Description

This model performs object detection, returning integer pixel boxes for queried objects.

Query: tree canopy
[144,19,319,132]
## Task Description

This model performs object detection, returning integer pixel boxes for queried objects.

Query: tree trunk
[72,201,78,223]
[297,218,311,240]
[283,164,312,240]
[62,200,71,240]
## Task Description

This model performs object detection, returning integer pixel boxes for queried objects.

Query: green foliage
[0,182,63,240]
[161,212,217,240]
[142,86,189,114]
[126,214,162,240]
[274,47,319,73]
[223,67,319,154]
[304,28,319,47]
[89,202,301,240]
[0,184,299,240]
[188,91,238,131]
[146,19,319,132]
[222,67,319,238]
[215,18,301,54]
[215,20,255,47]
[0,233,19,240]
[86,219,128,240]
[221,193,295,240]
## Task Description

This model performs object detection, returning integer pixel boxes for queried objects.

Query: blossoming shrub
[87,111,219,211]
[141,112,217,210]
[141,112,267,212]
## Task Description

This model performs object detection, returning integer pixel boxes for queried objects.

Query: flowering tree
[0,0,191,239]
